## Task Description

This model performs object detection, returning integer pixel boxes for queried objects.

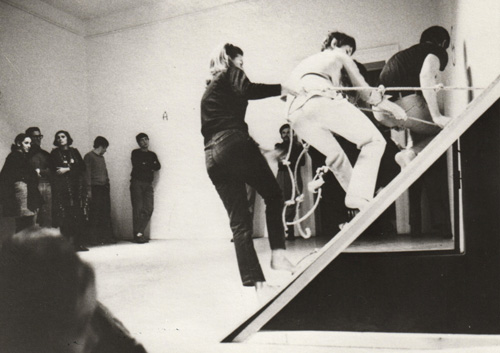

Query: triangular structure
[224,74,500,343]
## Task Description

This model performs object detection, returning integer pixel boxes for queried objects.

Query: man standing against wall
[274,124,305,241]
[130,133,161,244]
[84,136,115,245]
[26,127,52,227]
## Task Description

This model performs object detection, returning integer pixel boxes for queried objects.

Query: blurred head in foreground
[0,227,98,353]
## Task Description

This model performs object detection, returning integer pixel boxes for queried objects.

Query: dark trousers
[88,185,113,243]
[15,216,35,233]
[130,180,154,236]
[205,130,286,286]
[60,206,86,247]
[409,152,451,236]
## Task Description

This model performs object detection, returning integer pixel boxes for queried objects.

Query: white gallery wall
[2,0,498,241]
[437,0,500,115]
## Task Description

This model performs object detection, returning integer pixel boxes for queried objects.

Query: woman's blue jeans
[205,130,286,286]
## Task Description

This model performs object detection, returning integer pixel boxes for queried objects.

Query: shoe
[76,245,89,252]
[133,233,147,244]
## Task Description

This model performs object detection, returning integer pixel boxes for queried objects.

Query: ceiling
[38,0,237,21]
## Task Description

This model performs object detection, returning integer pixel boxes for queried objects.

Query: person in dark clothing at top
[130,133,161,244]
[378,25,451,166]
[201,43,295,295]
[378,26,452,238]
[274,123,305,241]
[0,134,41,232]
[51,130,89,252]
[26,127,53,228]
[85,136,116,245]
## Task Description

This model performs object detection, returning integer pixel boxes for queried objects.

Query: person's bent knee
[326,153,348,170]
[367,134,387,152]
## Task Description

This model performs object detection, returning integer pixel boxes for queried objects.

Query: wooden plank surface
[224,74,500,343]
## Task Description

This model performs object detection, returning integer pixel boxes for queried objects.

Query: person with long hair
[0,133,41,232]
[50,130,89,251]
[201,43,295,294]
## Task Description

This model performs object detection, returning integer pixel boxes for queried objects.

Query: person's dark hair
[322,31,357,53]
[11,133,30,152]
[53,130,73,147]
[25,127,40,137]
[420,26,450,49]
[136,132,149,144]
[93,136,109,149]
[0,227,97,352]
[279,123,290,134]
[224,43,244,60]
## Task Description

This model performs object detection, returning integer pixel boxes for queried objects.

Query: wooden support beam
[224,74,500,343]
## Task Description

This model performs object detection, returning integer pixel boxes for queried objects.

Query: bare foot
[270,249,295,273]
[395,149,417,169]
[255,281,280,303]
[345,195,371,212]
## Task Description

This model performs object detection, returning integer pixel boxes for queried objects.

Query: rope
[320,84,485,92]
[281,129,313,239]
[357,107,440,127]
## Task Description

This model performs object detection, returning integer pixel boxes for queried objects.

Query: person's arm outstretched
[420,54,451,128]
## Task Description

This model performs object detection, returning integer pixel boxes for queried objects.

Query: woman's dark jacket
[200,65,281,144]
[0,149,41,217]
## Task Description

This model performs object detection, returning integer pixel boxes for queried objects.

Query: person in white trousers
[285,31,406,211]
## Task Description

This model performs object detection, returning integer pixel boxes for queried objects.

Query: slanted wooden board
[224,74,500,343]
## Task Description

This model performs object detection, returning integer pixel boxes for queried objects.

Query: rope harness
[281,84,485,238]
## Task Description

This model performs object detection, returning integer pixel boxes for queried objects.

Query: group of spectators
[0,129,159,352]
[0,128,161,250]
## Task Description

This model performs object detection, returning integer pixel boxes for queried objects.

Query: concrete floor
[79,235,463,352]
[80,238,290,352]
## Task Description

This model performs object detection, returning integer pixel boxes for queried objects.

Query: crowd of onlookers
[0,128,161,251]
[0,129,161,352]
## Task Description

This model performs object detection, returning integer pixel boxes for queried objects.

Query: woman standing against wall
[50,130,88,251]
[201,43,295,295]
[0,134,41,232]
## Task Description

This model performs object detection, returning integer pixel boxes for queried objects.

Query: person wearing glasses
[50,130,88,251]
[25,127,53,227]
